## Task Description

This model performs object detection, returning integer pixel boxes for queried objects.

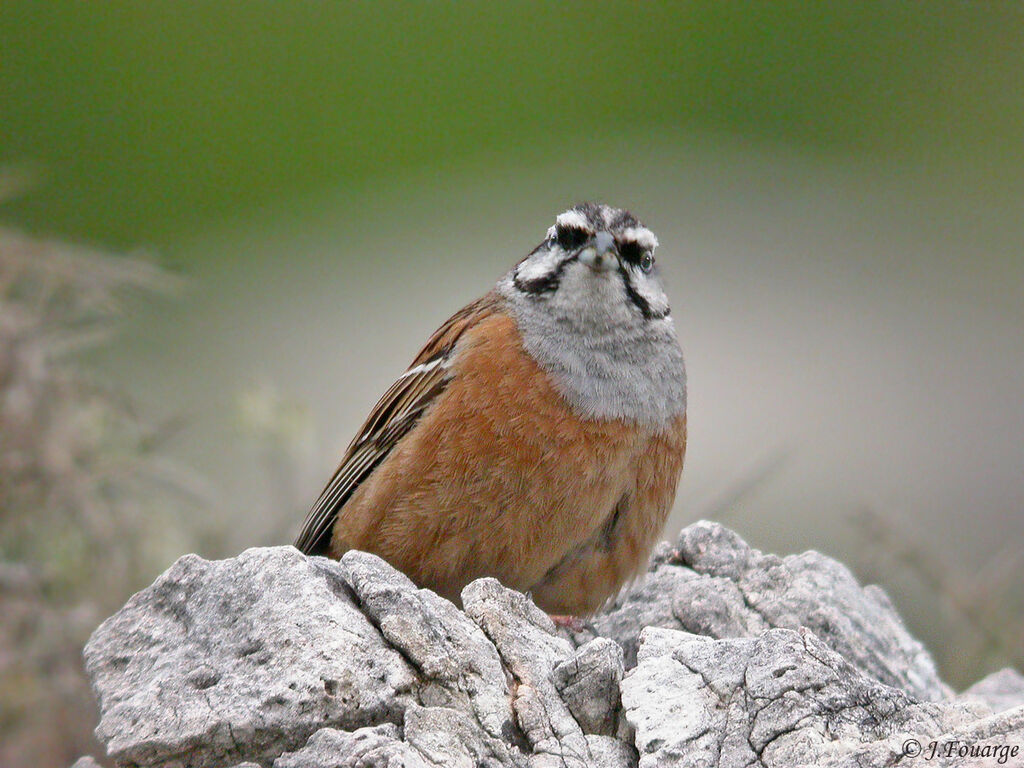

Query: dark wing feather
[294,292,500,555]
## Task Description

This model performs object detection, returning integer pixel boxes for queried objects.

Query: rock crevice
[78,522,1024,768]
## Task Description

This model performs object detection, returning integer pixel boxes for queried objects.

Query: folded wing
[294,292,500,555]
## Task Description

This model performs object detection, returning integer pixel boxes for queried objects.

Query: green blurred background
[5,2,1021,248]
[2,3,1022,765]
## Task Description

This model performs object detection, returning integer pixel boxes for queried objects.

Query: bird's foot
[549,614,586,633]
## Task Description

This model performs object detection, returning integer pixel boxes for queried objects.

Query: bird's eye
[555,224,589,251]
[619,240,643,265]
[620,239,654,273]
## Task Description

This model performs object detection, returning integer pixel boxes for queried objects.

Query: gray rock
[621,626,1019,768]
[551,638,624,737]
[591,520,949,701]
[81,522,1021,768]
[85,547,417,768]
[339,551,517,752]
[963,668,1024,714]
[403,704,514,768]
[273,724,424,768]
[462,578,635,768]
[69,758,104,768]
[822,705,1024,768]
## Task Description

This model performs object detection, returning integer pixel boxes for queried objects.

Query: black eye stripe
[618,239,645,266]
[513,254,579,295]
[556,224,589,250]
[616,260,669,321]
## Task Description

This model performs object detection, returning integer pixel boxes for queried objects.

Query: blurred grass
[2,2,1022,251]
[0,217,198,767]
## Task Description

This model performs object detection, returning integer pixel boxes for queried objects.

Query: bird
[294,202,687,616]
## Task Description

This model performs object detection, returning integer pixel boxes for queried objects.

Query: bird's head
[506,202,670,327]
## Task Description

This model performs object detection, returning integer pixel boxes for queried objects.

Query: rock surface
[78,522,1024,768]
[622,626,1005,768]
[83,547,417,768]
[583,521,948,701]
[963,668,1024,714]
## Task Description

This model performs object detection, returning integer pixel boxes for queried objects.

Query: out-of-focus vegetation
[0,180,201,766]
[0,219,189,590]
[1,4,1022,765]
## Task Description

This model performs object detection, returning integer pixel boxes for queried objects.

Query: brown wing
[294,292,501,555]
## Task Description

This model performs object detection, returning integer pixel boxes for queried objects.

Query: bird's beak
[578,231,618,272]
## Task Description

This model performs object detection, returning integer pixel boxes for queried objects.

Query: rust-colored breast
[330,311,686,614]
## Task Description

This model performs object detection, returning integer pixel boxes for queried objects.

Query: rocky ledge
[76,521,1024,767]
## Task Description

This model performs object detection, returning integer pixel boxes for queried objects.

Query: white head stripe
[621,227,659,250]
[555,210,592,231]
